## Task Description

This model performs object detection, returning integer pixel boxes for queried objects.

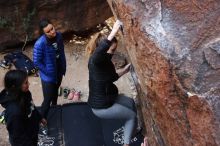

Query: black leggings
[41,78,62,118]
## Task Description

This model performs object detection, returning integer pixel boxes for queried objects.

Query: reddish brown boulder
[0,0,112,49]
[107,0,220,145]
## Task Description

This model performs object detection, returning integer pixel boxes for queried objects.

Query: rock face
[0,0,112,49]
[107,0,220,146]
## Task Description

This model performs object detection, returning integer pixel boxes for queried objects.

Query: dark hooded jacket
[0,89,41,146]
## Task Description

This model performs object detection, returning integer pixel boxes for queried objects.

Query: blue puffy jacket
[33,32,66,83]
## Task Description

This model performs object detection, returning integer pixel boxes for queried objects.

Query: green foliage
[0,6,36,40]
[22,8,36,32]
[0,17,10,28]
[22,8,36,40]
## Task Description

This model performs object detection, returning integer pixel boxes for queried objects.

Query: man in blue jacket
[33,19,66,120]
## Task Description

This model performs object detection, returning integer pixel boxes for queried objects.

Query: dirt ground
[0,38,137,145]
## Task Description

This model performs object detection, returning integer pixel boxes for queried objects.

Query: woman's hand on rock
[108,20,123,41]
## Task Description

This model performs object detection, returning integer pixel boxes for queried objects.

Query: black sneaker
[133,127,143,137]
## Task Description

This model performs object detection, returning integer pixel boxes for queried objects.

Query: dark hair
[39,19,51,34]
[4,70,28,111]
[4,70,28,96]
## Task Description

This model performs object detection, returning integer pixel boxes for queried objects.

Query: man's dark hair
[39,19,51,34]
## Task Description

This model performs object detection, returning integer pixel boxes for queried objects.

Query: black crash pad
[38,103,143,146]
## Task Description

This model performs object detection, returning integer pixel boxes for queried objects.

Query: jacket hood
[0,89,14,108]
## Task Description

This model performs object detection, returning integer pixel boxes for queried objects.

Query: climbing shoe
[58,86,63,96]
[133,127,143,138]
[67,88,76,100]
[63,87,70,99]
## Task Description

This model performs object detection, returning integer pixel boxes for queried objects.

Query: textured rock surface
[0,0,112,48]
[107,0,220,146]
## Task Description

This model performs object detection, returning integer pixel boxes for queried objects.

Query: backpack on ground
[4,51,37,75]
